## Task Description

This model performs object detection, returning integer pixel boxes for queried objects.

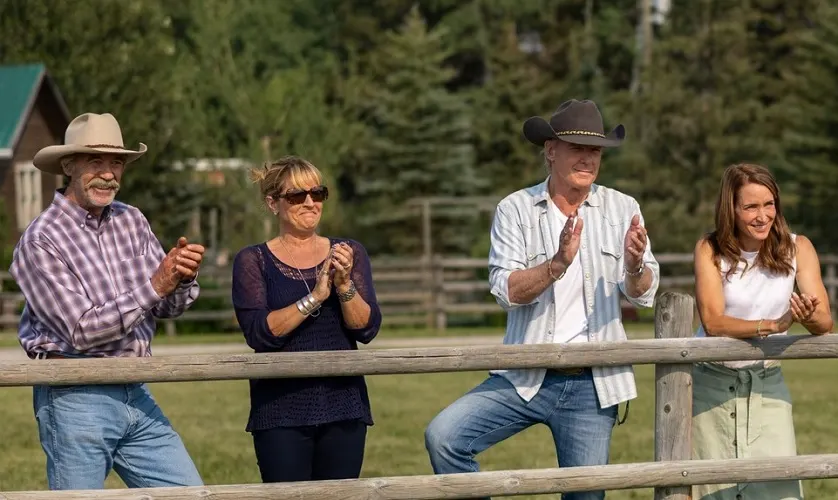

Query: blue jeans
[33,383,203,490]
[424,371,617,500]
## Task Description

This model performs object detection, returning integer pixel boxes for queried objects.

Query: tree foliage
[2,0,838,256]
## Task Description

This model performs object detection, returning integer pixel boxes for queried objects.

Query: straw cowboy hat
[33,112,147,175]
[523,99,625,148]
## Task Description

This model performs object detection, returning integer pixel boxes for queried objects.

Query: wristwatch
[625,262,644,277]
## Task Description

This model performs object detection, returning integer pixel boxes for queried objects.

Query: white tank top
[695,234,797,369]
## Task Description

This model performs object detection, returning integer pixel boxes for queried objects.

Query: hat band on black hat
[555,130,606,138]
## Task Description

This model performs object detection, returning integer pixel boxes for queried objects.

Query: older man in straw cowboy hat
[424,99,660,500]
[9,112,205,490]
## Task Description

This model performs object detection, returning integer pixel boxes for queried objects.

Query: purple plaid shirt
[9,190,199,358]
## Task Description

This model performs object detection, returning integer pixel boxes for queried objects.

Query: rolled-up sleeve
[620,202,660,308]
[488,202,533,310]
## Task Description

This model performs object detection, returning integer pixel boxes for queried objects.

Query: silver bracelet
[296,294,321,316]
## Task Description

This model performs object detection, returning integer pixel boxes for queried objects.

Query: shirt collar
[532,177,601,207]
[53,189,113,226]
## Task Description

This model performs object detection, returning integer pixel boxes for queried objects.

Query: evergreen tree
[776,2,838,252]
[606,0,774,252]
[471,20,556,192]
[347,5,482,256]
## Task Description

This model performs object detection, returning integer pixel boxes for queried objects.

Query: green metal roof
[0,63,70,158]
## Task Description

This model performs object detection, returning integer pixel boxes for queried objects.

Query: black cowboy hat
[523,99,625,148]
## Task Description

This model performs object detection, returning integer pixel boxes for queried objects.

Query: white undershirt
[547,200,589,344]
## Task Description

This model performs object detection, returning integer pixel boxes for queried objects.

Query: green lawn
[1,359,837,498]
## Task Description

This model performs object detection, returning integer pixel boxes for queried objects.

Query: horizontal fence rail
[2,455,837,499]
[2,335,837,386]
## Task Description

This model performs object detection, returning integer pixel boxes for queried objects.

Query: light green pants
[691,362,803,500]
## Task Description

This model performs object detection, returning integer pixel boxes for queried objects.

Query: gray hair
[60,155,78,177]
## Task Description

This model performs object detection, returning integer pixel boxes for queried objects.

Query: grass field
[2,355,837,498]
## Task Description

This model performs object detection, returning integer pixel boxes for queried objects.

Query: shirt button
[547,330,553,336]
[528,253,534,259]
[582,244,587,249]
[584,272,590,279]
[79,224,84,228]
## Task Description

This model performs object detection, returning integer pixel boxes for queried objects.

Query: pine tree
[605,0,776,252]
[471,21,556,193]
[348,5,482,256]
[775,2,838,252]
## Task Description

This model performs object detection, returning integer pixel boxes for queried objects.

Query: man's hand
[550,212,583,277]
[623,214,647,273]
[151,237,205,297]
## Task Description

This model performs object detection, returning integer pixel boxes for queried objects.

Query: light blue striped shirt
[488,179,660,408]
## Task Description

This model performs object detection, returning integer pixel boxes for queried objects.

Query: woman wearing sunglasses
[231,155,382,483]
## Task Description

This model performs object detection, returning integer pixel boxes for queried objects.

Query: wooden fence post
[433,256,447,331]
[654,291,696,500]
[422,254,435,329]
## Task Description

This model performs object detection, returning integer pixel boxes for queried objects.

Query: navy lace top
[231,237,381,432]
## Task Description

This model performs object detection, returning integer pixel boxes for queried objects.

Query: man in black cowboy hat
[424,99,660,500]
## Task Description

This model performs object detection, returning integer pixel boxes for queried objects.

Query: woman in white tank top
[691,163,833,500]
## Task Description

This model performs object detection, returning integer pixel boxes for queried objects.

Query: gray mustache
[87,179,120,190]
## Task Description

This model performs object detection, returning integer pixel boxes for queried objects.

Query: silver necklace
[277,237,322,318]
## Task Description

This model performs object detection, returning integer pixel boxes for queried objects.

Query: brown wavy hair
[706,163,795,280]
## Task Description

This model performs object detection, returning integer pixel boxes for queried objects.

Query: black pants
[252,419,367,482]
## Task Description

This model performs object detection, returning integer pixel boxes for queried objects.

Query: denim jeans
[424,371,617,500]
[33,383,203,490]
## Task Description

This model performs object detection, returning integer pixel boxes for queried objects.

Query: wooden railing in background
[2,292,838,499]
[2,253,838,334]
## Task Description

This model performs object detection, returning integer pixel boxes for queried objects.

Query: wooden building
[0,63,71,244]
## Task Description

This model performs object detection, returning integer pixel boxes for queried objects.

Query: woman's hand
[331,242,354,291]
[790,292,819,323]
[311,250,334,303]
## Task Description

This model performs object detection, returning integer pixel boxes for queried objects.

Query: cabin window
[14,161,42,231]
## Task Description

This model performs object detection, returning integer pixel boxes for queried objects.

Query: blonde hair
[249,155,323,198]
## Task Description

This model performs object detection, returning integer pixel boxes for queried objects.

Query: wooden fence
[3,252,838,334]
[1,291,838,499]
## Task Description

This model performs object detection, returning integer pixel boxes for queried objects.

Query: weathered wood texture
[1,455,837,499]
[654,292,696,500]
[1,334,836,387]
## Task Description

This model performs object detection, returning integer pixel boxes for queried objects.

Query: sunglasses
[276,186,329,205]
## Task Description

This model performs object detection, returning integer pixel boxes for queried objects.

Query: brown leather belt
[547,367,589,376]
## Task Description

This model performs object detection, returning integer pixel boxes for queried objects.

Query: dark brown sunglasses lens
[285,192,308,204]
[311,187,328,202]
